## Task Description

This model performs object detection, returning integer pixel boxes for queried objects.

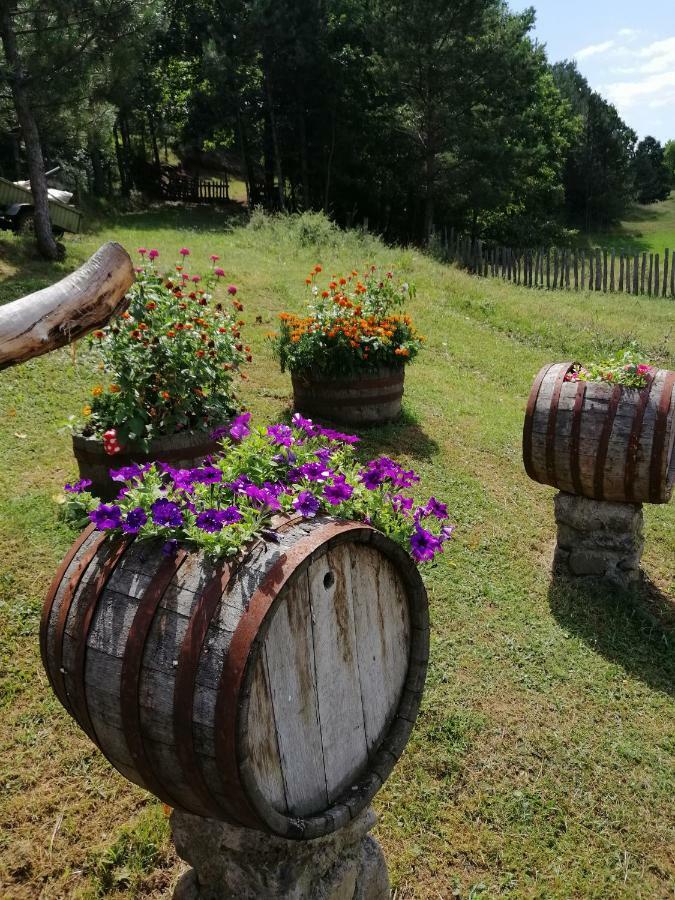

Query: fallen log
[0,241,134,370]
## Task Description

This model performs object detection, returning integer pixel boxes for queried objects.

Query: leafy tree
[632,136,671,203]
[552,60,636,230]
[665,139,675,186]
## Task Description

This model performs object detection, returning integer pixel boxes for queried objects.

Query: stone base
[171,807,389,900]
[554,492,644,589]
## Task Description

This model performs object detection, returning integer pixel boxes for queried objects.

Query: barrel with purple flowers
[40,514,429,840]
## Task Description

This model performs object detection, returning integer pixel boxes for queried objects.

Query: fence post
[633,255,639,294]
[648,254,654,296]
[655,253,660,297]
[595,249,602,291]
[663,249,669,297]
[619,252,624,292]
[610,249,616,292]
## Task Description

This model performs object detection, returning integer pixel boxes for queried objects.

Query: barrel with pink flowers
[523,361,675,504]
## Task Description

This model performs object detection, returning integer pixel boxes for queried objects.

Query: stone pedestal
[553,492,644,588]
[171,807,389,900]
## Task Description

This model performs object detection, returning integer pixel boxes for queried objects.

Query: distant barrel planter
[72,428,225,500]
[291,365,405,426]
[41,516,428,840]
[523,361,675,503]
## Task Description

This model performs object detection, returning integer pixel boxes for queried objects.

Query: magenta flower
[191,275,201,284]
[293,490,320,518]
[227,284,237,295]
[179,247,190,257]
[89,504,123,530]
[229,412,251,442]
[148,249,159,261]
[214,267,225,278]
[210,254,220,263]
[137,247,147,256]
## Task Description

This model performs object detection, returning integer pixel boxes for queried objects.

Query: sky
[509,0,675,143]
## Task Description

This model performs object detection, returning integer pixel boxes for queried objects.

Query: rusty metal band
[649,371,675,502]
[51,531,109,715]
[522,362,557,481]
[545,363,575,485]
[293,373,403,391]
[624,374,655,502]
[593,384,623,500]
[67,538,131,746]
[172,513,306,820]
[120,549,188,807]
[213,520,374,831]
[569,381,587,495]
[40,524,96,691]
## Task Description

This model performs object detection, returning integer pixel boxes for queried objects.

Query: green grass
[589,193,675,255]
[1,209,673,899]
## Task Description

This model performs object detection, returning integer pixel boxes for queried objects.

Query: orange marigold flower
[305,277,312,285]
[145,301,157,311]
[93,330,104,339]
[121,311,130,320]
[109,384,121,394]
[166,330,176,338]
[161,391,170,400]
[196,350,205,358]
[82,404,92,415]
[314,264,322,273]
[92,385,103,397]
[394,347,410,357]
[321,290,330,298]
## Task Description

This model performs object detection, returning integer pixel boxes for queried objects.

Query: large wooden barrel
[40,516,428,839]
[291,365,405,425]
[523,362,675,503]
[72,428,226,500]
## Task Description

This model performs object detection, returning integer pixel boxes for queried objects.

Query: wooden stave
[291,366,405,425]
[41,516,428,839]
[523,365,675,503]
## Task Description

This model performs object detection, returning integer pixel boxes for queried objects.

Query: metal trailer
[0,172,82,236]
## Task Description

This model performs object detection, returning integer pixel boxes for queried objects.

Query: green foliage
[270,265,423,377]
[632,136,672,205]
[665,140,675,186]
[565,348,655,389]
[81,256,247,446]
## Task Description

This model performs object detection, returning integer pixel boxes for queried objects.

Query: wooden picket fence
[160,172,230,203]
[440,229,675,299]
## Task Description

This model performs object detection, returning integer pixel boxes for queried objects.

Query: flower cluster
[270,266,423,377]
[564,349,655,389]
[79,250,250,450]
[66,414,453,565]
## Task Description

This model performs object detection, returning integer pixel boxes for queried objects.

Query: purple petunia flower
[64,478,92,494]
[297,461,332,482]
[122,507,148,534]
[272,449,297,465]
[220,505,243,524]
[151,498,183,527]
[293,490,320,518]
[196,509,227,533]
[410,524,442,563]
[324,477,354,505]
[244,484,282,510]
[89,504,123,530]
[109,464,145,483]
[267,424,294,447]
[191,465,223,485]
[318,426,360,445]
[420,497,449,520]
[440,525,456,542]
[361,468,384,490]
[162,538,179,556]
[391,494,414,514]
[229,412,251,442]
[210,425,229,441]
[291,412,318,435]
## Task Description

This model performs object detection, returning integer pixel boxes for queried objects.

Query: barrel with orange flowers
[270,266,423,425]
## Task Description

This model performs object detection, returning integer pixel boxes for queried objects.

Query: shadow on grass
[101,202,247,234]
[0,235,74,306]
[548,570,675,697]
[275,406,440,462]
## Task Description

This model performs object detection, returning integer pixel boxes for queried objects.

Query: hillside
[589,193,675,255]
[0,211,673,899]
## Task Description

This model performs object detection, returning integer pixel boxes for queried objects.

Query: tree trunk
[0,242,134,370]
[113,120,129,196]
[299,110,311,210]
[0,5,59,260]
[263,67,286,212]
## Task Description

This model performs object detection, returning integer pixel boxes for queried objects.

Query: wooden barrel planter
[72,428,225,500]
[40,516,428,839]
[523,361,675,503]
[291,365,405,426]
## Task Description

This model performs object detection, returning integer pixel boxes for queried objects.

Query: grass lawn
[588,193,675,255]
[0,208,674,899]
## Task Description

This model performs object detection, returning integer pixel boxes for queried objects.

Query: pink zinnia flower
[214,267,225,278]
[137,247,147,256]
[148,249,159,260]
[210,254,219,263]
[181,273,189,282]
[179,247,190,257]
[191,275,201,283]
[134,266,143,273]
[227,284,237,295]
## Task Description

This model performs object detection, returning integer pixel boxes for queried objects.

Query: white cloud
[617,28,640,39]
[575,40,615,60]
[604,70,675,112]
